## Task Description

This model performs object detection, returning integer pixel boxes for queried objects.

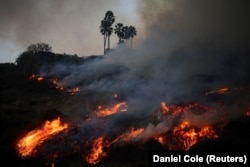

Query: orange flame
[17,117,68,158]
[110,127,145,145]
[160,102,216,117]
[29,74,36,80]
[29,74,44,81]
[246,111,250,117]
[155,136,165,145]
[68,87,80,94]
[96,102,127,117]
[156,121,218,150]
[206,87,229,95]
[122,128,144,142]
[52,79,58,85]
[161,102,169,114]
[85,137,107,165]
[113,93,118,98]
[37,77,44,81]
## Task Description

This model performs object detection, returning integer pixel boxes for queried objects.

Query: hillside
[1,51,250,167]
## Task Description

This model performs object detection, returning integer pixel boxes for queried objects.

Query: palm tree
[127,26,137,48]
[104,11,115,51]
[114,23,124,44]
[122,26,129,43]
[100,20,109,54]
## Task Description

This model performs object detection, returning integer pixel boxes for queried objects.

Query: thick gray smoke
[33,1,250,156]
[0,0,136,62]
[43,0,250,114]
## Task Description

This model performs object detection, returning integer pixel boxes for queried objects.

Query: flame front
[68,87,80,94]
[96,102,127,117]
[29,74,44,81]
[121,128,144,142]
[205,87,243,95]
[161,102,169,114]
[17,117,68,158]
[85,137,107,165]
[156,121,218,150]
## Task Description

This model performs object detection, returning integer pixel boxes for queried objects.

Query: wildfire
[206,87,243,96]
[206,87,229,95]
[85,137,107,165]
[160,102,215,117]
[161,102,169,114]
[17,117,68,158]
[68,87,80,94]
[246,111,250,117]
[96,102,127,117]
[155,136,165,145]
[122,128,144,142]
[29,74,44,81]
[113,93,118,98]
[110,127,145,146]
[156,121,218,150]
[29,74,82,95]
[52,78,58,85]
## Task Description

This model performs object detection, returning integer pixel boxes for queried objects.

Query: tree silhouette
[115,24,137,48]
[100,10,115,54]
[114,23,124,44]
[127,26,137,48]
[100,20,109,55]
[122,26,129,42]
[104,11,115,50]
[27,42,52,53]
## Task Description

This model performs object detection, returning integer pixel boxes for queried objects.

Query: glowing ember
[96,102,127,117]
[68,87,80,94]
[246,111,250,117]
[113,93,118,98]
[158,121,218,150]
[112,128,145,145]
[52,79,58,85]
[17,117,68,158]
[29,74,36,79]
[37,77,44,81]
[29,74,44,81]
[122,128,144,142]
[160,102,215,117]
[155,136,165,145]
[161,102,169,114]
[206,87,229,95]
[198,126,218,139]
[85,137,107,165]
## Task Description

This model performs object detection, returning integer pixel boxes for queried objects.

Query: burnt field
[1,51,250,167]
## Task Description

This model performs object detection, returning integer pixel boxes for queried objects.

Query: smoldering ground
[29,4,250,156]
[41,0,250,114]
[12,2,250,165]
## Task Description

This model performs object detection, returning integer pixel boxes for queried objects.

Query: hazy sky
[1,0,249,63]
[0,0,142,63]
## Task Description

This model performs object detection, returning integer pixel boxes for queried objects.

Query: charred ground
[1,51,250,167]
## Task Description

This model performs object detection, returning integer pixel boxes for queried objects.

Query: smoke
[10,2,250,163]
[35,0,250,148]
[41,0,250,113]
[0,0,140,62]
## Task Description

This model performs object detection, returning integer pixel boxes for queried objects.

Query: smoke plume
[17,1,250,161]
[41,0,250,116]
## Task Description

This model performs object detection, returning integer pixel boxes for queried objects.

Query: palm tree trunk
[104,34,106,55]
[108,35,110,50]
[130,38,132,49]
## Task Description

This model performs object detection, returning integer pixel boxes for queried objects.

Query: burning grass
[13,95,250,166]
[1,69,248,166]
[96,101,127,117]
[17,117,68,158]
[85,137,107,165]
